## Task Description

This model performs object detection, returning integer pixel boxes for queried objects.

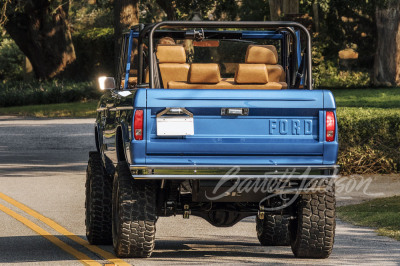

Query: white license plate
[156,116,194,136]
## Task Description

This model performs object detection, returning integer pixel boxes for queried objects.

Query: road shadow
[149,237,293,261]
[0,235,98,263]
[143,222,400,264]
[2,224,400,265]
[0,120,96,174]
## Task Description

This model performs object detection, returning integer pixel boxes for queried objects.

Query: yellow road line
[0,192,131,266]
[0,203,101,266]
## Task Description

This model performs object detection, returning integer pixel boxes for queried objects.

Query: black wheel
[256,214,290,246]
[112,162,157,258]
[85,151,113,244]
[289,185,336,258]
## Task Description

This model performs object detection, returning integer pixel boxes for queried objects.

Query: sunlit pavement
[0,117,399,265]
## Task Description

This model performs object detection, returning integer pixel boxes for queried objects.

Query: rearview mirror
[193,40,220,47]
[98,76,115,90]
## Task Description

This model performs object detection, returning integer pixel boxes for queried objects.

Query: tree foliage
[142,0,270,21]
[0,38,24,81]
[301,0,395,65]
[238,0,270,21]
[0,0,397,86]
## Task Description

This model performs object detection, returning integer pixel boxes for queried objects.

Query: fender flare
[116,123,131,163]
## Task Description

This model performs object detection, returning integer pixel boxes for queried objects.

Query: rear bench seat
[156,44,190,87]
[245,45,286,83]
[168,45,287,90]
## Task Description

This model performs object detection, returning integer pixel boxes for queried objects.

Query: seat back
[245,45,286,83]
[234,64,268,84]
[156,45,190,88]
[189,63,221,84]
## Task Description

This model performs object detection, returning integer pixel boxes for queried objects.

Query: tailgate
[145,89,326,157]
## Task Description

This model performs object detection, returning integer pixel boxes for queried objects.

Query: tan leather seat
[232,63,287,89]
[121,77,138,88]
[245,45,286,83]
[234,64,268,84]
[156,45,190,88]
[188,63,221,84]
[168,80,286,90]
[166,45,287,90]
[168,63,286,90]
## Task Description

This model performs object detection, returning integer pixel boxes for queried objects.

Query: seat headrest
[245,45,278,64]
[189,63,221,84]
[156,45,186,63]
[234,64,268,84]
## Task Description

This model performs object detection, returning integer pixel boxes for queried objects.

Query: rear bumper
[130,164,340,180]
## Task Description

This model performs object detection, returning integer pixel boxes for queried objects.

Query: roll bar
[146,21,313,90]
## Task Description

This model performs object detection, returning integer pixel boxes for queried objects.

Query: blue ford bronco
[85,21,339,259]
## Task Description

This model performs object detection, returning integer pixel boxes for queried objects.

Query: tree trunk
[269,0,282,21]
[283,0,299,15]
[374,2,400,86]
[114,0,140,70]
[4,1,75,80]
[312,3,319,32]
[155,0,176,20]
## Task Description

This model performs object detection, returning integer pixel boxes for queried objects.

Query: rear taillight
[326,111,335,142]
[134,110,143,140]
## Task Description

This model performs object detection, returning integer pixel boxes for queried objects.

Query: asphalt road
[0,117,400,265]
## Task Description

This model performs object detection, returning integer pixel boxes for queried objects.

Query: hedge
[0,80,100,107]
[337,107,400,175]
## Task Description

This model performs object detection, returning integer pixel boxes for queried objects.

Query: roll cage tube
[134,23,299,88]
[123,31,135,90]
[138,23,154,85]
[118,24,143,90]
[276,27,298,87]
[147,21,313,90]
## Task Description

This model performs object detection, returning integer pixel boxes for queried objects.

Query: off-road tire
[112,162,157,258]
[256,214,290,246]
[289,185,336,258]
[85,151,113,244]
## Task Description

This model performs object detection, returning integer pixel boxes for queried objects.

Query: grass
[337,196,400,241]
[0,101,97,118]
[330,87,400,108]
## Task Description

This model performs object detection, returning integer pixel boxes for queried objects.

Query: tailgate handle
[221,108,249,116]
[157,108,193,117]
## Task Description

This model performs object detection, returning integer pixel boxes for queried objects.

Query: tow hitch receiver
[258,205,265,220]
[183,204,191,219]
